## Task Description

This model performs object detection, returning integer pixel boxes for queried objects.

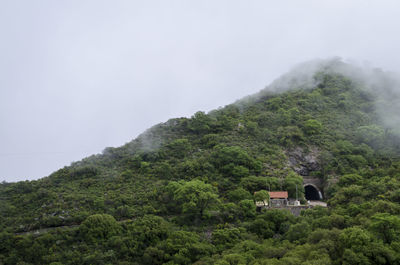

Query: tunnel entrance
[304,185,322,200]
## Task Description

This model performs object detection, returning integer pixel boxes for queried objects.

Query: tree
[79,214,121,244]
[212,145,255,171]
[338,174,363,187]
[164,138,192,159]
[126,215,170,257]
[188,111,213,134]
[160,231,213,264]
[339,227,374,263]
[227,187,253,202]
[260,209,295,234]
[283,173,304,199]
[254,190,270,206]
[356,125,385,148]
[169,180,220,219]
[240,176,277,194]
[285,222,311,244]
[304,119,323,135]
[277,126,304,147]
[212,228,242,252]
[249,218,275,239]
[215,253,247,265]
[369,213,400,244]
[238,199,256,219]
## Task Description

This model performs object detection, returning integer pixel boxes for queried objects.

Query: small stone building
[269,191,288,207]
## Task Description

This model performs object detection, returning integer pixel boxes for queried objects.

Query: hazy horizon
[2,1,400,182]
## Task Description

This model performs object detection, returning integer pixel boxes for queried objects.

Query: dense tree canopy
[1,63,400,264]
[167,179,220,219]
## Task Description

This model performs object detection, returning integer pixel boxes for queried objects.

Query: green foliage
[188,111,214,134]
[160,230,213,264]
[2,67,400,264]
[240,176,274,194]
[277,126,304,146]
[238,199,256,219]
[283,173,304,199]
[304,119,323,135]
[369,213,400,244]
[248,217,275,239]
[338,174,363,187]
[227,187,253,202]
[168,179,220,219]
[164,138,192,159]
[79,214,121,243]
[356,125,385,147]
[126,215,170,257]
[285,222,311,243]
[260,209,295,234]
[212,227,242,252]
[254,190,269,202]
[212,145,258,179]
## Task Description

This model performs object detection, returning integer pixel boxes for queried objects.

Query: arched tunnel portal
[304,184,323,200]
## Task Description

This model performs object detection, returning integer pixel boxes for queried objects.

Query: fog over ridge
[257,58,400,134]
[2,1,400,181]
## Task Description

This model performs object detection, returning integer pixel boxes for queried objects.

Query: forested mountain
[1,59,400,264]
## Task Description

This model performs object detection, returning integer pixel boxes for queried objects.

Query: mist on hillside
[245,58,400,136]
[127,58,400,157]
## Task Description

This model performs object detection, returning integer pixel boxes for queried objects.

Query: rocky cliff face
[286,147,321,177]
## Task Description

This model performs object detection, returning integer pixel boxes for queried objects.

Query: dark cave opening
[305,185,322,200]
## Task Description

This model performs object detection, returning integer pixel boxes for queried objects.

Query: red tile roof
[269,191,288,199]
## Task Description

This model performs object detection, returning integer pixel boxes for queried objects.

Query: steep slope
[1,59,400,264]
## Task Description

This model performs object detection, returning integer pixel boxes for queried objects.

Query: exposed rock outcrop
[286,147,320,176]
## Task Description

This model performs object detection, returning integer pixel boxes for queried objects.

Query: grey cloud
[2,1,400,181]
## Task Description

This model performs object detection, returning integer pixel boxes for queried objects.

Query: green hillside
[1,59,400,264]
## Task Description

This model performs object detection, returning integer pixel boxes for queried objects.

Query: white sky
[2,0,400,182]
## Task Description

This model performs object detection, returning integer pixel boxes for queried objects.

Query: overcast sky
[1,1,400,182]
